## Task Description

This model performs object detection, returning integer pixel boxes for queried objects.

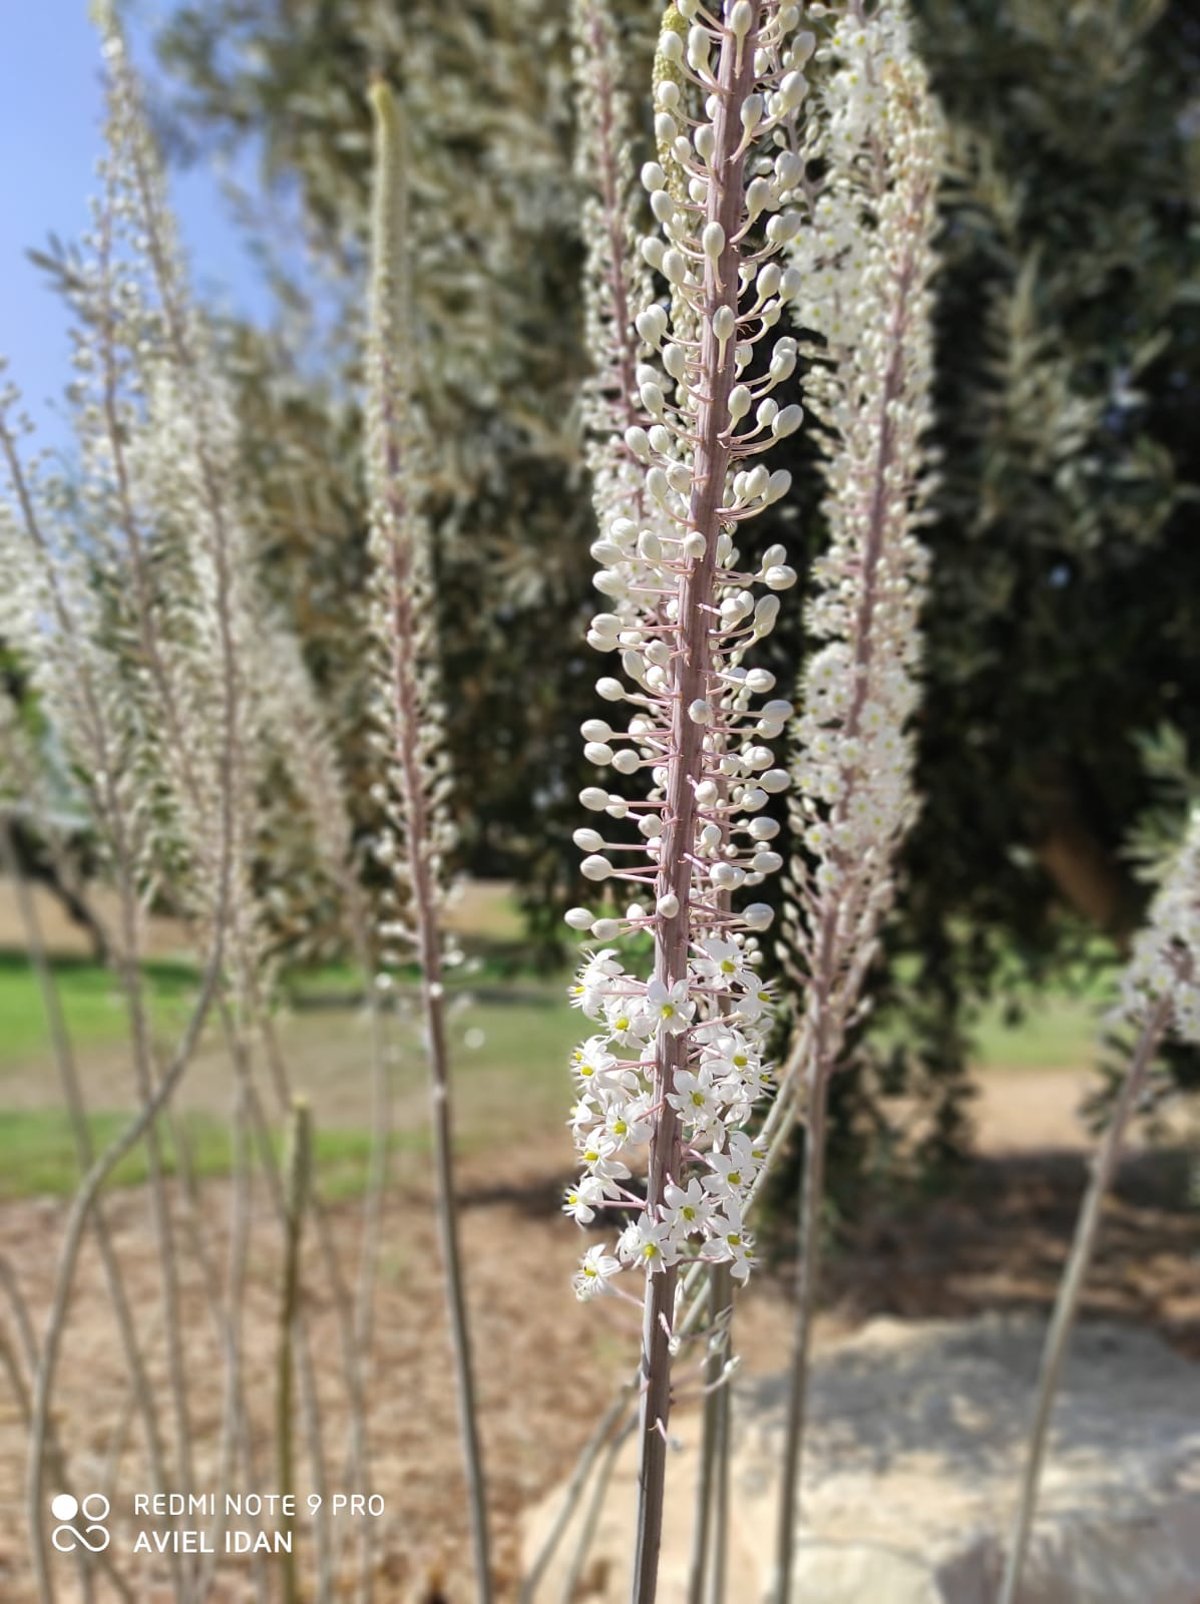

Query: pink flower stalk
[365,83,491,1602]
[772,5,944,1594]
[565,4,824,1595]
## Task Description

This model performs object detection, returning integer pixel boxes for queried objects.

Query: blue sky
[0,3,269,448]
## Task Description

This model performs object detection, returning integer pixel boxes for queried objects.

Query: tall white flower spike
[567,3,829,1593]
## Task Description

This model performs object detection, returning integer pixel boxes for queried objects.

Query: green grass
[0,949,198,1068]
[0,1109,422,1203]
[971,989,1108,1070]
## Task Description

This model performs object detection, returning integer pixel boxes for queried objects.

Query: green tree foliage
[149,0,1200,1154]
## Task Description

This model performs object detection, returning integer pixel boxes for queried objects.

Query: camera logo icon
[50,1493,111,1553]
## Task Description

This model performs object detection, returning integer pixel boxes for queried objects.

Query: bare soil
[1,1079,1197,1602]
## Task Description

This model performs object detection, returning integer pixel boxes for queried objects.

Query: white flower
[617,1215,674,1273]
[569,947,625,1016]
[667,1065,720,1129]
[703,1132,759,1197]
[574,1244,621,1300]
[604,992,653,1048]
[695,936,751,989]
[563,1175,607,1224]
[664,1178,715,1243]
[709,1201,755,1283]
[645,977,695,1036]
[576,1133,631,1183]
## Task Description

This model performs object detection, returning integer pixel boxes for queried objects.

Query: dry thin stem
[367,80,491,1601]
[25,940,224,1604]
[998,997,1171,1603]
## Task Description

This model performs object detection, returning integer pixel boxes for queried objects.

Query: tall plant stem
[772,1066,828,1603]
[526,1053,808,1594]
[705,1268,733,1604]
[26,945,224,1604]
[368,82,491,1602]
[630,17,757,1599]
[2,1260,134,1604]
[998,999,1170,1604]
[278,1101,312,1604]
[0,815,170,1502]
[688,1264,733,1604]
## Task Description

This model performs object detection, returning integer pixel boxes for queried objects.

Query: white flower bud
[756,398,779,429]
[713,305,736,344]
[574,828,605,852]
[642,237,665,271]
[651,189,675,225]
[695,780,719,805]
[753,595,780,635]
[743,465,769,500]
[565,907,594,931]
[765,469,792,504]
[683,530,707,559]
[657,892,680,918]
[663,343,687,380]
[728,385,751,421]
[779,71,807,110]
[640,380,666,416]
[662,249,687,285]
[745,668,776,693]
[752,850,783,874]
[641,161,667,192]
[625,426,651,462]
[740,94,763,134]
[655,112,677,144]
[772,404,803,438]
[596,678,625,702]
[591,918,621,940]
[688,699,712,725]
[647,467,671,503]
[743,903,774,931]
[764,564,797,590]
[728,1,753,39]
[636,307,668,347]
[581,855,613,882]
[580,787,609,812]
[585,742,614,766]
[746,177,773,219]
[702,221,726,260]
[687,24,710,70]
[760,769,790,794]
[612,749,641,775]
[757,262,782,299]
[581,718,613,742]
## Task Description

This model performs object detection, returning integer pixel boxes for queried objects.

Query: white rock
[523,1315,1200,1602]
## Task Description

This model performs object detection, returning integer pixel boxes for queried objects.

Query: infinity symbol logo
[50,1493,111,1553]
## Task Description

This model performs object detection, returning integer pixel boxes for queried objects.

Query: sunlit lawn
[0,927,1118,1200]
